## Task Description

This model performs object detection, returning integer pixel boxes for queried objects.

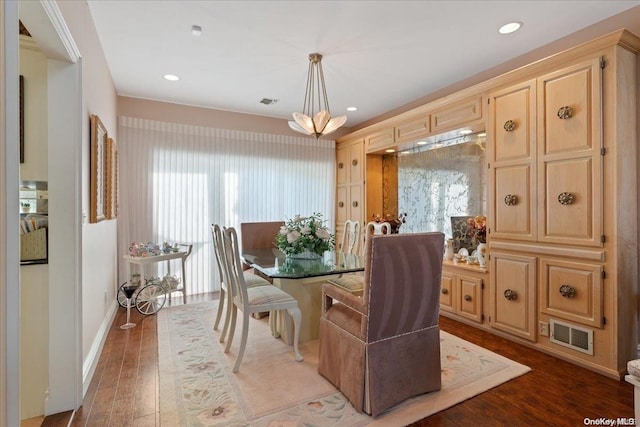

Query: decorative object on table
[275,213,334,259]
[450,216,474,253]
[128,241,180,257]
[288,53,347,139]
[444,238,455,261]
[372,212,407,234]
[466,215,487,267]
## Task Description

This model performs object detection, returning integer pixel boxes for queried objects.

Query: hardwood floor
[43,293,634,426]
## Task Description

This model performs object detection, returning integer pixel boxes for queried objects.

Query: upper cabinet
[335,138,365,250]
[431,96,483,134]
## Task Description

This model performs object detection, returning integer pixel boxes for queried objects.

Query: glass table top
[242,248,364,279]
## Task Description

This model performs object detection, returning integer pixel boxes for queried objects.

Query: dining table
[242,248,365,344]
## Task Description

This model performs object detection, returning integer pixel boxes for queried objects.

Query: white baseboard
[82,301,118,397]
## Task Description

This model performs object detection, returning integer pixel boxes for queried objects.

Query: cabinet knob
[503,120,517,132]
[338,201,344,208]
[559,284,576,298]
[338,162,344,169]
[504,194,518,206]
[503,289,517,301]
[441,288,449,295]
[352,201,358,208]
[464,294,472,302]
[557,106,573,119]
[352,159,358,166]
[557,192,575,205]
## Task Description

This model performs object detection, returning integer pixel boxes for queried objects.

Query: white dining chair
[211,224,272,344]
[221,226,303,372]
[341,220,361,255]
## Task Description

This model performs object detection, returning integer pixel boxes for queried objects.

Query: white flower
[287,230,301,244]
[316,228,331,240]
[294,215,305,223]
[300,226,311,235]
[279,226,288,235]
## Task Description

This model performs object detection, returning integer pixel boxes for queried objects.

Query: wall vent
[550,319,593,355]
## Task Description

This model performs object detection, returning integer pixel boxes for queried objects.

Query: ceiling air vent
[550,319,593,355]
[259,98,278,105]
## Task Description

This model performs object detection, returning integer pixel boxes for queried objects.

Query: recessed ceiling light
[163,74,179,81]
[459,129,473,135]
[499,22,522,35]
[191,25,202,36]
[347,107,358,112]
[385,149,395,153]
[478,132,487,137]
[416,141,427,146]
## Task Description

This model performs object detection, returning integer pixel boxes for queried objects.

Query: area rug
[158,301,530,426]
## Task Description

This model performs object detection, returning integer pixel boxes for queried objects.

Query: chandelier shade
[288,53,347,139]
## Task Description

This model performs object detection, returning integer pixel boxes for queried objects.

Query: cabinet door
[366,128,395,153]
[336,186,348,226]
[540,257,603,328]
[395,114,430,144]
[348,184,363,224]
[457,274,483,323]
[349,142,364,183]
[431,96,483,134]
[537,58,602,247]
[489,80,536,241]
[336,145,349,185]
[490,252,537,341]
[440,271,456,313]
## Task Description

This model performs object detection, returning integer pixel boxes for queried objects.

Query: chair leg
[269,310,280,338]
[225,304,237,354]
[219,288,233,344]
[233,310,251,373]
[213,287,225,331]
[286,306,304,362]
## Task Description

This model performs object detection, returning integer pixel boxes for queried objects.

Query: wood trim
[490,240,606,262]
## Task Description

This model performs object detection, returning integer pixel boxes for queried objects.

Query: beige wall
[56,0,119,393]
[118,96,353,139]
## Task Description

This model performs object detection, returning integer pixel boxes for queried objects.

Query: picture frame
[90,114,107,223]
[105,137,118,219]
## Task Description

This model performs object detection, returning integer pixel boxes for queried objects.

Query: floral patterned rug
[158,302,530,426]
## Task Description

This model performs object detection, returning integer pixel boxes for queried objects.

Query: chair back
[210,224,225,285]
[360,221,391,256]
[364,232,444,342]
[240,221,285,251]
[341,220,361,255]
[223,227,250,308]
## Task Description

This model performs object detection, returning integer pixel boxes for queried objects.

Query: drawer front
[458,274,483,323]
[440,272,456,313]
[540,258,603,328]
[366,129,395,153]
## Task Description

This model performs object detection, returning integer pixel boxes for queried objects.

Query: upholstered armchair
[318,232,444,417]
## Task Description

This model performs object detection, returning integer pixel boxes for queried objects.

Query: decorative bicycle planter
[117,274,181,315]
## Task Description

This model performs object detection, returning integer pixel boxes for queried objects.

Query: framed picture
[90,114,107,223]
[105,137,118,219]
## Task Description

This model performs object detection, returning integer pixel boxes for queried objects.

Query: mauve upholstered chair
[318,232,444,417]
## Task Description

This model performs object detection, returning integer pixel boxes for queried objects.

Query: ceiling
[86,1,640,129]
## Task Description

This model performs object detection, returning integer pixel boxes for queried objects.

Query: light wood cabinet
[335,138,365,250]
[431,96,483,134]
[395,114,430,144]
[537,58,603,247]
[488,80,537,241]
[365,128,394,153]
[440,262,487,325]
[490,251,537,341]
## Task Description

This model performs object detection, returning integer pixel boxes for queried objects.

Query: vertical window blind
[117,117,335,295]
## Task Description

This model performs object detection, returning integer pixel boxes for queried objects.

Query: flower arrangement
[466,215,487,244]
[275,213,334,258]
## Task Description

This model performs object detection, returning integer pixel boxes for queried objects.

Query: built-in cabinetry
[335,30,639,379]
[335,138,365,250]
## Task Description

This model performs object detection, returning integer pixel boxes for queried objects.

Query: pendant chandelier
[288,53,347,139]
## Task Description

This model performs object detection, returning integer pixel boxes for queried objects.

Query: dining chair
[318,232,444,416]
[340,220,361,255]
[221,226,303,372]
[326,220,390,295]
[211,224,273,344]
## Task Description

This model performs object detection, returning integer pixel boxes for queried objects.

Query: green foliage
[275,212,335,256]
